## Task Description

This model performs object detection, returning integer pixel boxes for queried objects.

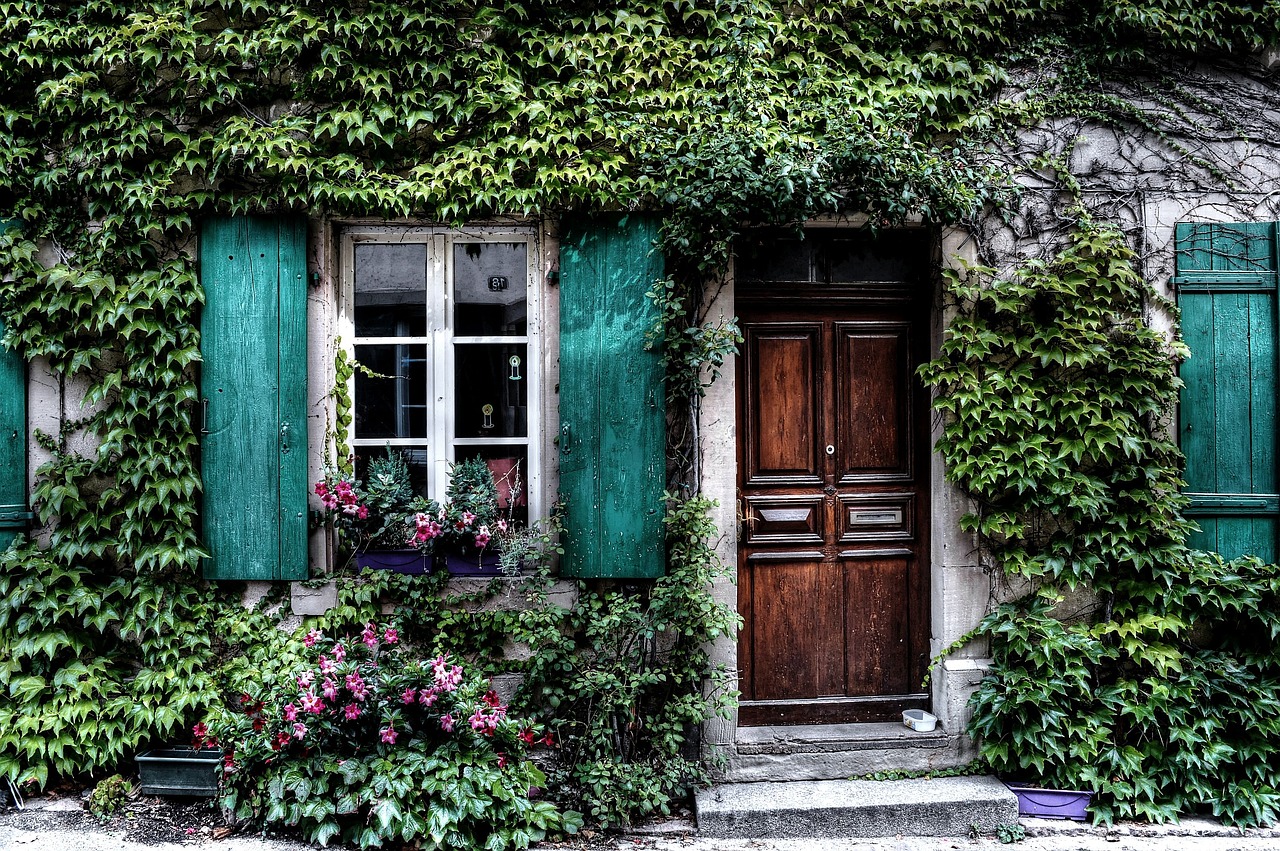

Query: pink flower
[383,627,399,644]
[322,677,338,700]
[474,526,491,549]
[440,713,454,732]
[343,704,361,721]
[419,688,438,707]
[332,643,347,663]
[318,655,336,674]
[192,722,208,739]
[282,704,298,722]
[379,726,398,744]
[314,482,329,498]
[497,753,508,769]
[297,671,315,689]
[299,691,324,715]
[356,505,369,519]
[292,722,307,740]
[303,628,322,648]
[345,672,368,701]
[401,687,417,705]
[496,519,508,533]
[361,623,378,648]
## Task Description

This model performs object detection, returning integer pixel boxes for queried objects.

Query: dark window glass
[453,242,528,335]
[455,447,529,526]
[354,343,429,439]
[354,243,428,336]
[453,343,528,438]
[353,447,431,499]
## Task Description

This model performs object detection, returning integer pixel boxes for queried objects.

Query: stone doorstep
[724,721,969,782]
[735,721,949,755]
[694,775,1018,839]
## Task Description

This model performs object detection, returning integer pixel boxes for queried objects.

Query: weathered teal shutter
[558,215,666,579]
[1176,222,1279,560]
[200,216,308,580]
[0,219,30,551]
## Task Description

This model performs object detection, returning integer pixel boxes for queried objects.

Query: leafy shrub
[87,773,133,821]
[203,623,580,850]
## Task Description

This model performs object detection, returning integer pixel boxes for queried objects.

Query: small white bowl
[902,709,938,732]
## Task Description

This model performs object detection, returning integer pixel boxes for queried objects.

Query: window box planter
[135,748,220,797]
[1005,782,1092,820]
[356,549,429,575]
[443,548,503,576]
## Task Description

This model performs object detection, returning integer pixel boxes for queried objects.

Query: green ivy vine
[922,222,1280,826]
[2,0,1280,830]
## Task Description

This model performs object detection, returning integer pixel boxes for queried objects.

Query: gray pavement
[3,806,1280,851]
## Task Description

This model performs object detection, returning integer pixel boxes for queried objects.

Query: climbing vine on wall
[922,222,1280,826]
[2,0,1280,828]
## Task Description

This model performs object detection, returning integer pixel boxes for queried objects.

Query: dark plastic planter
[356,549,429,574]
[135,748,220,797]
[1005,782,1092,820]
[444,549,503,576]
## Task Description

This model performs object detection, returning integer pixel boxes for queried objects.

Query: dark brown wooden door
[736,247,930,726]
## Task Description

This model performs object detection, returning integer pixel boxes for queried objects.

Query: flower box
[135,748,220,797]
[1005,782,1092,820]
[356,549,429,575]
[444,548,503,576]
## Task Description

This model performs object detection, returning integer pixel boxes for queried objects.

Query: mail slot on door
[839,496,913,542]
[849,508,903,525]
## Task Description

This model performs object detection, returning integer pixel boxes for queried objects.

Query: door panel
[737,258,930,726]
[744,325,822,484]
[837,323,911,479]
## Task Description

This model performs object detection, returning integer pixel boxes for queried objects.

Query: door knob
[826,444,835,455]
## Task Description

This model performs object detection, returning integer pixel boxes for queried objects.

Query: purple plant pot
[444,549,503,576]
[1005,783,1092,820]
[356,549,429,575]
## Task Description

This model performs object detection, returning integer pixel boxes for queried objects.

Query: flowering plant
[315,448,434,554]
[201,623,577,849]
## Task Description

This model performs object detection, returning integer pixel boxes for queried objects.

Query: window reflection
[454,344,528,438]
[453,242,527,335]
[354,344,429,439]
[354,243,427,336]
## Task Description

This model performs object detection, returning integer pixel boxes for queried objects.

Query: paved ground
[1,795,1278,850]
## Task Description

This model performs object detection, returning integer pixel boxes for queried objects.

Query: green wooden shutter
[0,219,30,551]
[200,216,308,580]
[558,215,666,579]
[1176,221,1279,561]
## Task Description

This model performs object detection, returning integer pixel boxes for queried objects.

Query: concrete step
[694,775,1019,838]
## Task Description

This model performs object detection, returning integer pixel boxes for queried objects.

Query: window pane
[455,447,529,526]
[454,343,527,438]
[354,343,429,439]
[737,237,812,282]
[354,446,432,499]
[826,232,927,282]
[354,243,428,336]
[453,242,527,335]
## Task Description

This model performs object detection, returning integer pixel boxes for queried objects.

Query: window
[341,228,541,523]
[1175,221,1279,561]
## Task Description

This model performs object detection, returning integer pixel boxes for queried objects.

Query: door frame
[696,221,994,779]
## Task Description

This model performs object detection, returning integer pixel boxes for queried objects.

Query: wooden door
[736,231,930,726]
[200,216,308,580]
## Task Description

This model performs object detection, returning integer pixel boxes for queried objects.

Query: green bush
[204,622,580,850]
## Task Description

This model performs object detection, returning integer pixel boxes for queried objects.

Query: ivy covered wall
[2,0,1280,832]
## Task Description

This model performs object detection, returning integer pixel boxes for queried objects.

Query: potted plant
[435,457,504,575]
[315,449,433,574]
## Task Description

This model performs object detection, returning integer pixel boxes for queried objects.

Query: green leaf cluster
[924,224,1280,826]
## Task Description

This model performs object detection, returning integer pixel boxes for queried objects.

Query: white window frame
[338,225,543,520]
